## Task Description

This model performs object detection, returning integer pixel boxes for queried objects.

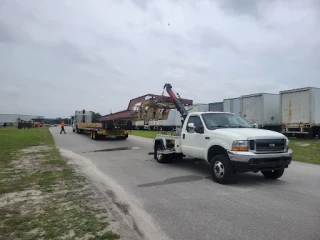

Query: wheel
[73,129,75,132]
[118,134,128,140]
[155,146,169,163]
[93,131,99,140]
[261,169,284,179]
[211,155,234,184]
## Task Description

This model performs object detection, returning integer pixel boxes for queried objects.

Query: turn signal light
[232,147,248,151]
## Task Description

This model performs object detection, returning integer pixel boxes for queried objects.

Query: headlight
[232,140,249,151]
[286,138,290,151]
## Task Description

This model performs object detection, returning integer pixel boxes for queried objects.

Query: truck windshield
[201,113,252,129]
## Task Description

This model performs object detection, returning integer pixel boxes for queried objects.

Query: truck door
[181,115,206,159]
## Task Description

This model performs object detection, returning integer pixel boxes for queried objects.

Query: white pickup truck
[152,111,293,184]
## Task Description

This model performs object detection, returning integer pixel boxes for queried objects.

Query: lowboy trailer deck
[74,122,129,140]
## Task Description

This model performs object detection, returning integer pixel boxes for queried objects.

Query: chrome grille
[250,139,286,153]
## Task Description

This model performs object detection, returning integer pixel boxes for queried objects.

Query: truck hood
[212,128,286,139]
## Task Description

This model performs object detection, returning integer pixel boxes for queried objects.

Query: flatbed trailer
[75,122,129,140]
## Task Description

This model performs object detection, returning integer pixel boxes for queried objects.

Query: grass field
[129,130,320,165]
[0,127,120,240]
[288,138,320,164]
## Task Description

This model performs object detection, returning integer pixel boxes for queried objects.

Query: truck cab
[153,111,292,184]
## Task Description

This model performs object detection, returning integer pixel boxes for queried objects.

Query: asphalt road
[51,126,320,240]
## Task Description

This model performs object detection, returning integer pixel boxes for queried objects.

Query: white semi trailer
[280,87,320,138]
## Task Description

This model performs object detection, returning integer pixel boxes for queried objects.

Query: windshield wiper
[210,125,228,128]
[228,125,249,128]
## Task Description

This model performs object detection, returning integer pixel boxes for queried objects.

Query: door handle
[183,134,185,139]
[205,137,210,139]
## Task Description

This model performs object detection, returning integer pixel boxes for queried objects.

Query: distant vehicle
[152,83,292,184]
[72,110,129,140]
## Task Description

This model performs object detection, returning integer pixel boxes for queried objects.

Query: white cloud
[0,0,319,118]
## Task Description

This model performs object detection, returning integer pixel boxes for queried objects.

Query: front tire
[261,169,284,179]
[211,155,234,184]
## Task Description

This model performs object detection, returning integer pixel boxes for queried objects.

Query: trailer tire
[211,154,234,184]
[93,131,99,140]
[155,145,170,163]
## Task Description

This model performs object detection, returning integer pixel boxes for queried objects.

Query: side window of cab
[186,115,202,133]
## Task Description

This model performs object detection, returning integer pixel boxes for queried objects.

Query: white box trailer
[149,109,181,131]
[280,87,320,138]
[186,104,209,113]
[223,98,241,116]
[241,93,281,131]
[209,102,223,111]
[133,120,149,130]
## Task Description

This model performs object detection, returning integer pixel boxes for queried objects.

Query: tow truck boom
[163,83,189,120]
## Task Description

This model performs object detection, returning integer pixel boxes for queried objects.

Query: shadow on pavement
[150,158,290,187]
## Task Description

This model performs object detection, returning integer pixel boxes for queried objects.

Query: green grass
[288,138,320,164]
[0,127,120,240]
[130,130,320,165]
[0,127,53,166]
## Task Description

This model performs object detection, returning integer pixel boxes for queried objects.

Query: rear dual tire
[155,146,170,163]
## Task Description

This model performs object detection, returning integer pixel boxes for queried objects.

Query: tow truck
[153,84,293,184]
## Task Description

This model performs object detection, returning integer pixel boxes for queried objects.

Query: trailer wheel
[93,131,99,140]
[155,146,170,163]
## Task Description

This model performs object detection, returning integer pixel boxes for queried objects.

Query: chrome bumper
[227,149,293,163]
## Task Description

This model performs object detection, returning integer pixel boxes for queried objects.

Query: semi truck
[152,83,293,184]
[72,111,129,140]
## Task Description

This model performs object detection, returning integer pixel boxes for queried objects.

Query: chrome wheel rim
[214,161,224,178]
[157,148,162,160]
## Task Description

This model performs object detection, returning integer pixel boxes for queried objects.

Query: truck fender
[207,145,229,164]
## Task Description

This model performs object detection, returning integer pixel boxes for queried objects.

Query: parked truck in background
[241,93,281,132]
[153,83,292,184]
[223,97,241,116]
[280,87,320,138]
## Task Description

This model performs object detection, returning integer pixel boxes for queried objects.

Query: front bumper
[227,149,293,172]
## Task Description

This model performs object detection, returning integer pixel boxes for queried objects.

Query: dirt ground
[0,140,121,239]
